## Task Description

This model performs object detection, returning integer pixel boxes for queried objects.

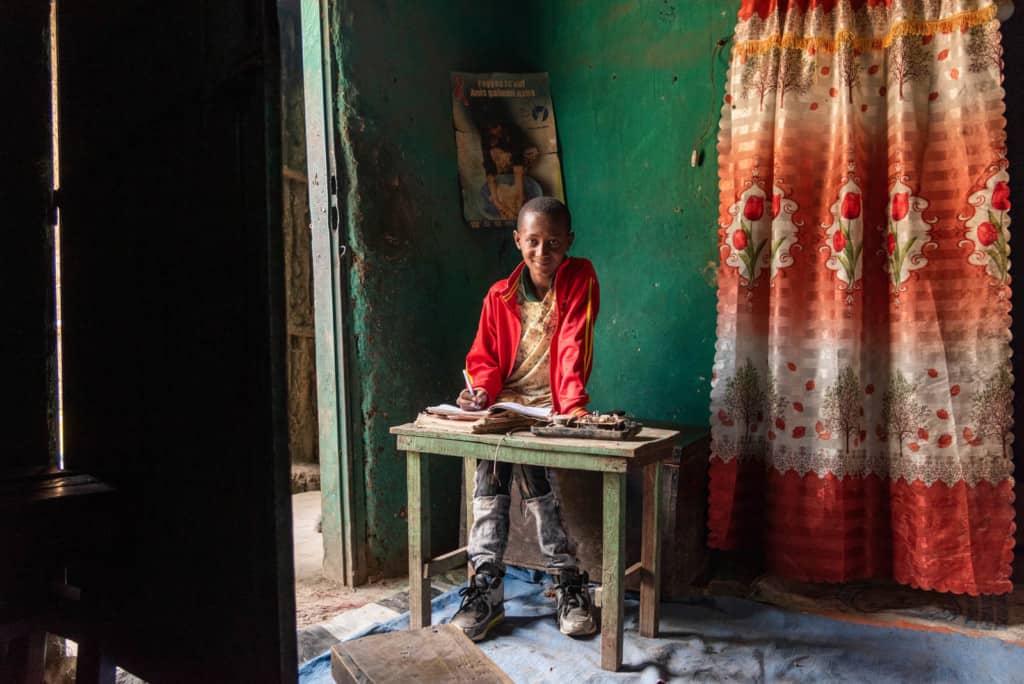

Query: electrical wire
[691,34,733,167]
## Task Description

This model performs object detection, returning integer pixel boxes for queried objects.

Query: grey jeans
[466,460,577,572]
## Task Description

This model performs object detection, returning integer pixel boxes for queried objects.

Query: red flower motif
[805,380,815,391]
[992,181,1011,212]
[891,192,909,221]
[815,421,825,434]
[969,438,983,447]
[865,384,874,395]
[841,192,862,220]
[718,409,730,423]
[818,431,832,440]
[963,427,974,441]
[917,428,929,440]
[927,368,938,378]
[732,229,749,250]
[772,193,781,219]
[768,430,776,441]
[744,195,765,221]
[833,230,847,252]
[792,401,804,412]
[886,233,896,255]
[937,434,953,448]
[936,409,950,420]
[908,442,920,452]
[950,384,961,396]
[792,426,807,438]
[787,362,797,372]
[977,222,998,247]
[858,430,866,442]
[775,417,786,430]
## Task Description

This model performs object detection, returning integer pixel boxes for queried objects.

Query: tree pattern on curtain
[710,0,1015,595]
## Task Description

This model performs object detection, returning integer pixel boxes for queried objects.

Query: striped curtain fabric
[709,0,1015,594]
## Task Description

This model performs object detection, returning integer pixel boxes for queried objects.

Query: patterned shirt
[493,271,557,407]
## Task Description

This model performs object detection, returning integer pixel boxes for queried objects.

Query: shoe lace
[555,571,590,617]
[456,577,490,615]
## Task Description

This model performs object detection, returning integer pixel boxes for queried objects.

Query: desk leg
[463,457,477,577]
[601,471,625,672]
[639,460,663,638]
[407,450,431,629]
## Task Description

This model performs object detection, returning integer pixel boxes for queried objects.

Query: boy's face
[514,211,573,283]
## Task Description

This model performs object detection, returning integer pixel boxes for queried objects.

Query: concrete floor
[291,491,414,630]
[291,490,470,662]
[292,491,324,582]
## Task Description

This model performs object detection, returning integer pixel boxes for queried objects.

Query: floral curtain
[710,0,1015,594]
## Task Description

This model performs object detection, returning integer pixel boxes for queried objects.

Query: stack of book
[414,402,552,434]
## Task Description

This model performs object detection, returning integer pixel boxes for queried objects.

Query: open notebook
[424,402,552,421]
[415,402,552,434]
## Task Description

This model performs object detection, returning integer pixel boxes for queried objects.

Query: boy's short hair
[518,196,572,233]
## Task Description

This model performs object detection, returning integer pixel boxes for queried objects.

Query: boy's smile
[514,211,574,296]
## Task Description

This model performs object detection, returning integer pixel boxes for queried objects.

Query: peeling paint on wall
[329,0,536,576]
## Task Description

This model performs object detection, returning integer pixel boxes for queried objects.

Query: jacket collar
[500,257,572,305]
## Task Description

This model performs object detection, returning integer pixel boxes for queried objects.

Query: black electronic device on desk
[531,410,643,440]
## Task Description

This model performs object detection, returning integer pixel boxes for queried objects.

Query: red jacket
[465,257,600,416]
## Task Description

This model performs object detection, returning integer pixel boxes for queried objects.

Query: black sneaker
[555,569,596,636]
[450,568,505,641]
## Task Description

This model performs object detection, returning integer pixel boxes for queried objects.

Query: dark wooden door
[2,2,56,469]
[57,1,295,680]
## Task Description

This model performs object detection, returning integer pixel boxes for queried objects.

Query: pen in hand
[460,370,487,410]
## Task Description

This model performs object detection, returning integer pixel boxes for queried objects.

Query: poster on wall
[451,72,565,228]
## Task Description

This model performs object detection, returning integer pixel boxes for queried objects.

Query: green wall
[532,1,734,423]
[330,0,535,575]
[331,0,734,575]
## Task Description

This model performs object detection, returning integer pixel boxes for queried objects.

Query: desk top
[391,423,706,471]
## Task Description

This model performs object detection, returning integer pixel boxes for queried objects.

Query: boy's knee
[522,491,562,523]
[472,494,511,516]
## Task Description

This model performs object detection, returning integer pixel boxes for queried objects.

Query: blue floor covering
[299,567,1024,683]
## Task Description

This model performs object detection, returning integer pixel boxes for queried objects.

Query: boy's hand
[457,388,489,411]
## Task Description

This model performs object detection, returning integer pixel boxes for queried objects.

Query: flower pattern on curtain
[710,0,1015,595]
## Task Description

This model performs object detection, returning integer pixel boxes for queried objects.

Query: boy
[451,196,600,641]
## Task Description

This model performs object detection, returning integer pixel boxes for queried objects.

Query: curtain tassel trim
[734,4,999,58]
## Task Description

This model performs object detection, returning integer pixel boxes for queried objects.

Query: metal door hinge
[49,187,63,226]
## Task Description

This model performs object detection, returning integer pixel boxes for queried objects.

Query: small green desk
[390,423,698,672]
